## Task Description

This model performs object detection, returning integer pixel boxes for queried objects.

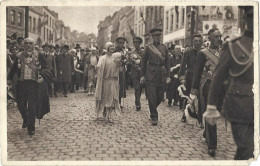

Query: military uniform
[131,37,144,111]
[207,30,254,160]
[191,46,222,154]
[141,29,170,124]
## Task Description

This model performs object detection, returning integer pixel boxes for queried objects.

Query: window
[47,15,49,25]
[47,29,49,42]
[182,8,185,27]
[166,11,169,32]
[29,16,32,31]
[6,8,8,24]
[170,11,174,31]
[50,17,51,26]
[44,27,45,40]
[33,18,36,32]
[38,18,41,34]
[10,10,15,25]
[175,7,179,29]
[17,12,22,26]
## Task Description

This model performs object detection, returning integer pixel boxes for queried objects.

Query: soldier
[140,28,170,126]
[190,28,223,157]
[204,6,254,160]
[178,34,203,123]
[130,37,144,111]
[7,38,46,135]
[113,37,127,108]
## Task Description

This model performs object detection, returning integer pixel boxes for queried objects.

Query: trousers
[16,80,38,131]
[146,83,164,120]
[231,122,254,160]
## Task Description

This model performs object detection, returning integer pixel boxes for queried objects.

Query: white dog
[178,85,202,127]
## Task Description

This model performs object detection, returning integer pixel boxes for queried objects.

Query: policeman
[204,6,254,160]
[178,34,203,123]
[140,28,170,126]
[7,38,46,135]
[190,28,223,157]
[114,37,127,108]
[130,37,144,111]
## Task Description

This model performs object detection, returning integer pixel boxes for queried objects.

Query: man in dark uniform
[7,38,46,135]
[204,6,254,160]
[178,34,203,123]
[140,28,170,126]
[190,28,223,156]
[113,37,127,108]
[130,37,144,111]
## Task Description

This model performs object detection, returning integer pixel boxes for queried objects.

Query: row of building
[6,6,97,48]
[97,6,245,49]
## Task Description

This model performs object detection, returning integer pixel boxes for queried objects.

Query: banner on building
[202,20,239,38]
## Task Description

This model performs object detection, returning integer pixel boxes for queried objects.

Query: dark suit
[8,50,47,132]
[166,53,182,107]
[141,42,170,121]
[207,31,254,160]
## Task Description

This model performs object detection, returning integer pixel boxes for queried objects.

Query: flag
[128,23,135,37]
[140,11,146,25]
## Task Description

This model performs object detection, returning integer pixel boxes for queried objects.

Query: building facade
[134,6,146,47]
[144,6,164,46]
[6,6,25,38]
[28,6,44,46]
[41,7,58,45]
[163,6,187,47]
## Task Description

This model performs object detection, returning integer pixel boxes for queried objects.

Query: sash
[200,48,219,65]
[148,45,165,61]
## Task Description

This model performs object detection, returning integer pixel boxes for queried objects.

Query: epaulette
[226,34,241,43]
[160,43,167,48]
[16,51,23,58]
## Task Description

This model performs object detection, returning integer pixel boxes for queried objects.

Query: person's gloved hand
[140,76,145,84]
[166,77,171,84]
[203,105,221,126]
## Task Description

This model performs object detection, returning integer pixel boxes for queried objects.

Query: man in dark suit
[7,38,46,135]
[56,45,74,97]
[204,6,254,160]
[190,29,223,157]
[130,37,144,111]
[178,34,203,123]
[140,28,170,126]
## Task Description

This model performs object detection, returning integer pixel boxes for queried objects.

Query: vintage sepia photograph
[1,0,259,165]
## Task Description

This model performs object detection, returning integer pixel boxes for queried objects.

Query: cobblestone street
[7,89,236,161]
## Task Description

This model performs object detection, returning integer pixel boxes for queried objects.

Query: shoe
[136,106,141,111]
[152,120,158,126]
[173,102,178,106]
[28,130,35,135]
[54,93,57,98]
[22,121,27,128]
[208,148,216,157]
[167,104,172,107]
[64,94,67,97]
[103,109,107,117]
[181,114,186,123]
[84,90,87,93]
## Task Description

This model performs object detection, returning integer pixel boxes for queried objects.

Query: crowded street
[7,89,236,160]
[4,4,256,163]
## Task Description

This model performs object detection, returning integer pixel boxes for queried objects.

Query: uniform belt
[147,61,163,66]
